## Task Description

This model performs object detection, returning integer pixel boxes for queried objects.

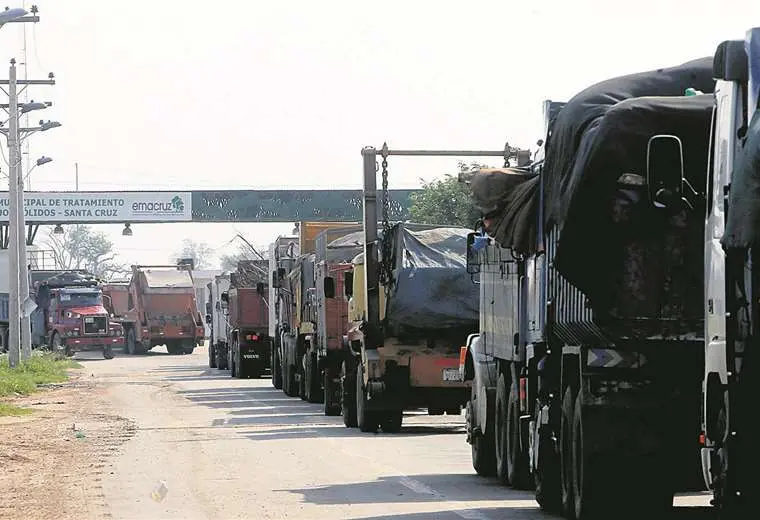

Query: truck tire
[494,373,510,485]
[305,351,322,404]
[323,368,340,416]
[182,341,195,355]
[209,343,217,368]
[506,379,531,489]
[356,365,378,433]
[380,409,403,433]
[560,388,576,518]
[341,360,357,427]
[571,394,674,519]
[126,329,141,355]
[50,332,65,359]
[103,345,114,359]
[468,383,496,477]
[217,343,228,370]
[533,405,561,513]
[271,345,283,389]
[284,364,298,397]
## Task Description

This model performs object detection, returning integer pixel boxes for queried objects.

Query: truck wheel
[534,406,561,513]
[323,368,340,416]
[217,344,228,370]
[182,341,195,355]
[560,388,576,518]
[506,379,531,490]
[50,333,65,359]
[341,360,357,427]
[271,345,283,389]
[230,346,237,378]
[494,373,510,485]
[306,351,322,403]
[356,365,378,433]
[298,358,307,400]
[103,345,115,359]
[284,364,298,397]
[380,409,403,433]
[468,383,496,477]
[209,343,217,368]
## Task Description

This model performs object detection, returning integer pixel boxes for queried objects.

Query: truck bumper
[239,341,271,367]
[64,336,124,352]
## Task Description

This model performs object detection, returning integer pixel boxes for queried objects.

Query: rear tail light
[458,346,467,371]
[245,334,260,341]
[699,431,706,446]
[519,376,528,413]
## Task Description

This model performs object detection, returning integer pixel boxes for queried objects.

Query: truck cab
[33,272,124,359]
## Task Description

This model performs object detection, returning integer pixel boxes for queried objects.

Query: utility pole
[6,60,20,367]
[75,162,79,191]
[0,76,57,365]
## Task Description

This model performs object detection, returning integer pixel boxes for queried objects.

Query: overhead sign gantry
[0,189,419,247]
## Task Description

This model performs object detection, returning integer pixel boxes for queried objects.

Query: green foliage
[0,353,80,398]
[408,161,488,228]
[45,224,128,280]
[0,402,32,416]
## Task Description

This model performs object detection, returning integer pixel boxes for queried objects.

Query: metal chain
[379,143,394,289]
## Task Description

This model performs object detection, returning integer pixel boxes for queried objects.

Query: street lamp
[23,155,52,181]
[20,101,47,114]
[122,223,133,236]
[0,8,27,25]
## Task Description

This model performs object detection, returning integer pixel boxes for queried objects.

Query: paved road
[80,346,713,520]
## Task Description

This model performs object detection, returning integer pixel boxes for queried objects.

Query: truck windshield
[58,292,103,307]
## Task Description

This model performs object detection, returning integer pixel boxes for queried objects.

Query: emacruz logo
[132,195,186,215]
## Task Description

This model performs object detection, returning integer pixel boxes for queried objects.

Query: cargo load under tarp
[543,57,715,229]
[557,95,714,320]
[469,57,716,256]
[383,223,478,333]
[723,109,760,249]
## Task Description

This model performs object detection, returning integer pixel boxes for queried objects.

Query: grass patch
[0,353,81,398]
[0,402,32,416]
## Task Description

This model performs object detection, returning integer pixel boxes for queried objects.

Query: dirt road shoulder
[0,369,135,520]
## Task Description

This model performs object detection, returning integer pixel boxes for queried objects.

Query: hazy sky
[0,0,757,268]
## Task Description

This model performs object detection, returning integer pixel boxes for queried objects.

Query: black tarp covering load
[543,57,716,230]
[723,109,760,249]
[382,223,478,332]
[469,167,540,252]
[554,95,714,323]
[469,57,716,258]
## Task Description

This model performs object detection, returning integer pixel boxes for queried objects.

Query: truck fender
[465,334,497,436]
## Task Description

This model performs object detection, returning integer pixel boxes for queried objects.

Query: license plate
[442,368,462,381]
[242,353,260,359]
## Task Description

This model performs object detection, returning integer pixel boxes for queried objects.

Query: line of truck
[0,259,206,359]
[209,26,759,520]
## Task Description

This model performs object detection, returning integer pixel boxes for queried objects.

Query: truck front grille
[83,316,108,335]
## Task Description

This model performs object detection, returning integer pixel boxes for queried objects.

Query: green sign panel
[191,190,419,222]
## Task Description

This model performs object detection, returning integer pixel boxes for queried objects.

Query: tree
[174,239,213,269]
[45,224,128,280]
[408,161,489,228]
[219,235,268,272]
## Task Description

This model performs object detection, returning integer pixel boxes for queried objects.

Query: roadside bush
[0,353,80,397]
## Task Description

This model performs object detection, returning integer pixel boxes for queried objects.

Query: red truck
[223,260,270,378]
[115,265,205,355]
[30,270,124,359]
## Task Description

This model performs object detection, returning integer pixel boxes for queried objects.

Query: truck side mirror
[205,302,212,314]
[205,314,212,324]
[646,134,696,211]
[324,276,336,299]
[256,282,266,296]
[466,232,484,275]
[343,271,353,298]
[220,292,229,308]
